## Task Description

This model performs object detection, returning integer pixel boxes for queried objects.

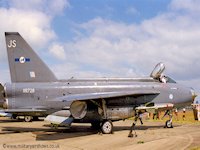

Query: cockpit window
[165,76,176,83]
[150,63,177,83]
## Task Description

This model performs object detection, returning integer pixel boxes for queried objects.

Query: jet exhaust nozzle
[0,83,5,108]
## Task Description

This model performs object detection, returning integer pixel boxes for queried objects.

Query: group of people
[150,108,186,121]
[136,108,187,125]
[174,108,186,120]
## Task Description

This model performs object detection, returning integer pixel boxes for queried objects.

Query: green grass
[147,110,200,125]
[129,110,200,125]
[190,146,200,150]
[137,141,144,144]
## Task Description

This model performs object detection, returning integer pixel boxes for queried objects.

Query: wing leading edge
[49,90,160,102]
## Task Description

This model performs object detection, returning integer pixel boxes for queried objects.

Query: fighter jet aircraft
[0,32,195,134]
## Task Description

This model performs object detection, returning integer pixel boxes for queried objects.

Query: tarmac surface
[0,117,200,150]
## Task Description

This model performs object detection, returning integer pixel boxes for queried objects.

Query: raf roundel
[15,57,30,63]
[169,94,174,100]
[19,57,26,64]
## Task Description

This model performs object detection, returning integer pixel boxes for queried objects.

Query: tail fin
[5,32,57,82]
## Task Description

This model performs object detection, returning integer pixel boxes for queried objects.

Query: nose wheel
[165,119,173,128]
[162,110,173,128]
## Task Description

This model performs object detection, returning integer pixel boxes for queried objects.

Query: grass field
[146,110,200,125]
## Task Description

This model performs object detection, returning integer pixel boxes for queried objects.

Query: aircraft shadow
[0,123,181,141]
[0,118,44,123]
[113,124,179,131]
[1,125,98,140]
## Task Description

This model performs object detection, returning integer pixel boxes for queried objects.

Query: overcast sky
[0,0,200,92]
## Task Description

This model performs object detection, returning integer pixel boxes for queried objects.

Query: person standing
[182,108,186,120]
[174,108,178,120]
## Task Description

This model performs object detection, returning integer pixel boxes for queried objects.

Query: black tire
[33,116,39,121]
[11,114,17,119]
[24,116,33,122]
[91,121,101,129]
[101,120,113,134]
[165,120,173,128]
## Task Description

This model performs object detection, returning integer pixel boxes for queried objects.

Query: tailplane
[5,32,57,82]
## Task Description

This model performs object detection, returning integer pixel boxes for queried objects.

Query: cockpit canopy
[150,62,176,83]
[150,62,165,79]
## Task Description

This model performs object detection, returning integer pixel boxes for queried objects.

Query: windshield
[165,76,176,83]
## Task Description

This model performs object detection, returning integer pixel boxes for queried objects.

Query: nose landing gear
[162,110,173,128]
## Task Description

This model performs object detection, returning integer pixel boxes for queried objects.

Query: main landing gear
[91,120,114,134]
[101,120,113,134]
[24,116,33,122]
[11,115,34,122]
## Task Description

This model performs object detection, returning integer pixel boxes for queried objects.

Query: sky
[0,0,200,92]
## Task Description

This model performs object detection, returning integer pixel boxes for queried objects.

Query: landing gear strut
[162,110,173,128]
[165,119,173,128]
[99,99,113,134]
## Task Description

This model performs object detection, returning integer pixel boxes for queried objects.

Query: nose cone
[173,85,196,106]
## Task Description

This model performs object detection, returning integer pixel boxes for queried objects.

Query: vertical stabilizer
[5,32,57,82]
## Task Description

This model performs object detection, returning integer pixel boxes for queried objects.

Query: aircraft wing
[45,90,160,126]
[50,90,160,102]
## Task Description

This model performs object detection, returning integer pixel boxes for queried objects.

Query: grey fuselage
[1,32,194,124]
[2,77,193,121]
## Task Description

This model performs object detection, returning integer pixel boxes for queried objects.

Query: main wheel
[24,116,33,122]
[101,120,113,134]
[165,120,173,128]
